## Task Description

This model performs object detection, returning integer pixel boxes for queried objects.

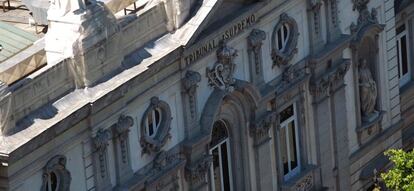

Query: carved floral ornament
[140,97,172,155]
[350,0,382,35]
[185,154,214,184]
[309,60,350,97]
[249,111,276,141]
[41,155,71,191]
[207,41,238,92]
[271,13,300,68]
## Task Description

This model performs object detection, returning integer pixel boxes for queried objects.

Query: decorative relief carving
[93,129,112,178]
[113,115,133,163]
[276,65,307,94]
[185,154,213,184]
[271,13,299,68]
[294,174,313,191]
[140,97,172,155]
[248,29,266,75]
[350,0,380,34]
[182,71,201,120]
[309,1,322,35]
[249,112,276,143]
[41,155,71,191]
[310,60,350,97]
[207,41,238,92]
[358,58,378,122]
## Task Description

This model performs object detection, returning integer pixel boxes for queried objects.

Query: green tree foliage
[381,149,414,191]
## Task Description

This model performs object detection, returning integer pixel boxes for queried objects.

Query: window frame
[396,23,412,87]
[276,23,291,51]
[209,120,234,191]
[278,103,301,181]
[145,107,162,138]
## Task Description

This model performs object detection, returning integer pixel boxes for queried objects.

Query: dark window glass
[397,40,401,78]
[210,121,229,147]
[396,24,406,35]
[280,105,294,122]
[221,143,231,191]
[154,109,161,125]
[277,29,283,50]
[401,35,408,76]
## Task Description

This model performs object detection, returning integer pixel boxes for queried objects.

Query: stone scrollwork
[276,65,307,94]
[93,128,112,178]
[249,112,276,144]
[140,97,172,155]
[207,41,238,92]
[310,60,350,97]
[114,115,134,163]
[41,155,71,191]
[271,13,300,68]
[185,154,214,184]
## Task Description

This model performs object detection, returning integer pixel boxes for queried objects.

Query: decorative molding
[248,29,266,76]
[206,41,238,92]
[309,1,322,35]
[276,65,307,94]
[182,71,201,120]
[185,154,213,184]
[140,97,172,155]
[93,129,112,178]
[271,13,299,68]
[249,112,276,143]
[41,155,71,191]
[113,115,133,163]
[350,0,380,35]
[294,174,313,191]
[310,60,350,97]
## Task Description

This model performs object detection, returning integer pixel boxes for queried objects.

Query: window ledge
[281,165,320,191]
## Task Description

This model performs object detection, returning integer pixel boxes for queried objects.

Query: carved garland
[113,115,133,163]
[206,41,238,92]
[182,70,201,120]
[140,97,172,155]
[271,13,300,68]
[41,155,71,191]
[93,129,112,178]
[249,112,276,143]
[248,29,266,75]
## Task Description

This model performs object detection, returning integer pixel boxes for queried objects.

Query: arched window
[145,107,162,137]
[276,24,290,51]
[41,155,71,191]
[209,120,233,191]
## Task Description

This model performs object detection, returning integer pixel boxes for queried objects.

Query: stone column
[112,115,134,184]
[93,129,112,191]
[249,112,275,191]
[247,29,266,85]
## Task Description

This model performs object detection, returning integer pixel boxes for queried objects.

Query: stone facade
[0,0,410,191]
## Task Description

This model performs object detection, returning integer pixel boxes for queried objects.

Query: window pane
[278,29,283,50]
[288,122,298,170]
[401,35,408,76]
[212,148,222,191]
[280,105,294,122]
[50,172,58,191]
[221,143,231,191]
[397,40,401,78]
[280,126,289,175]
[154,109,161,127]
[210,121,229,147]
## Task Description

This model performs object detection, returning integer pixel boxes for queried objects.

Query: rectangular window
[279,104,301,180]
[396,24,411,86]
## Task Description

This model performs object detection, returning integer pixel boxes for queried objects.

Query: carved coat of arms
[206,41,238,92]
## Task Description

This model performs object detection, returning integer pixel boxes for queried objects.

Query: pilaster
[249,112,275,191]
[92,129,113,191]
[111,115,134,185]
[247,29,266,85]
